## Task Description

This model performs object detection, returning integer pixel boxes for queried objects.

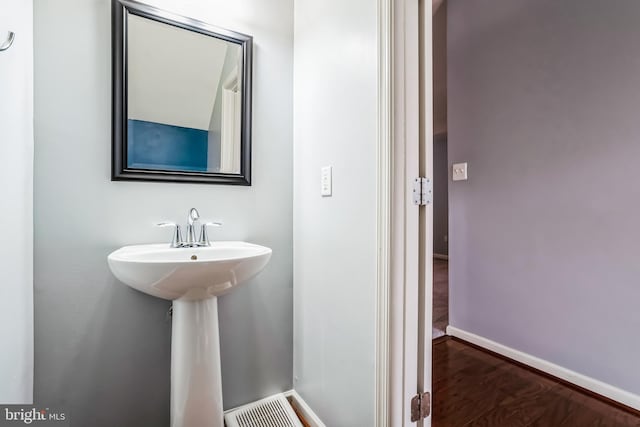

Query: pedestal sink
[108,242,272,427]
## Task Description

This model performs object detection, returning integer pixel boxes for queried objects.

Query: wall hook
[0,32,15,52]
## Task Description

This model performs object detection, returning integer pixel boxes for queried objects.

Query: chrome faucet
[156,208,222,248]
[156,222,183,248]
[186,208,200,246]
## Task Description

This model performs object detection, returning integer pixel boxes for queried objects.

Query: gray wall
[433,1,448,256]
[433,133,448,256]
[448,0,640,394]
[293,0,377,424]
[433,0,447,135]
[34,0,293,424]
[0,0,33,404]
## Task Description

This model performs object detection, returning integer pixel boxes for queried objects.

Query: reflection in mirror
[127,14,242,174]
[112,0,252,185]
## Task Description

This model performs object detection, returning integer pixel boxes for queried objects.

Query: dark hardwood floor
[433,337,640,426]
[433,258,449,337]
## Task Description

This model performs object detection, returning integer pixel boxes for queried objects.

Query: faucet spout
[188,208,200,226]
[186,208,200,245]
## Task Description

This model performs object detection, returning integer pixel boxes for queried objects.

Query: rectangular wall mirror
[112,0,253,185]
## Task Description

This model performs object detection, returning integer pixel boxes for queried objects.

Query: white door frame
[418,1,434,423]
[374,0,393,424]
[375,0,432,425]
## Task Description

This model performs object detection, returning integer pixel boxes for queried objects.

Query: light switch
[452,162,468,181]
[321,166,332,196]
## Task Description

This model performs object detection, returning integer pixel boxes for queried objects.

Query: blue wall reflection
[127,120,208,172]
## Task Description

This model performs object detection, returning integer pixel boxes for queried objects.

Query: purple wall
[448,0,640,394]
[433,133,448,255]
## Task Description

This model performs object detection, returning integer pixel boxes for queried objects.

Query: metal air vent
[225,393,304,427]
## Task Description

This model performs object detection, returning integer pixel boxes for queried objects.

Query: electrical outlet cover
[452,162,468,181]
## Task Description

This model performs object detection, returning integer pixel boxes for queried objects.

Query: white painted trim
[446,326,640,411]
[418,4,434,425]
[375,0,393,424]
[433,253,448,260]
[389,0,422,424]
[284,390,327,427]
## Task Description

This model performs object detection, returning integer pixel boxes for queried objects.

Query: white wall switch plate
[321,166,332,196]
[452,162,468,181]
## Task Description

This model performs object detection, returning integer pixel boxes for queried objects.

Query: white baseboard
[433,253,448,260]
[284,390,327,427]
[446,326,640,411]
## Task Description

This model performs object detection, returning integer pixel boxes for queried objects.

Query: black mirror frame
[112,0,253,185]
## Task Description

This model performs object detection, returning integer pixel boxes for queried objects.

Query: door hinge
[412,177,432,206]
[410,392,431,422]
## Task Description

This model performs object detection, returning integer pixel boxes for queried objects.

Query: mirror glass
[127,14,243,174]
[112,1,253,185]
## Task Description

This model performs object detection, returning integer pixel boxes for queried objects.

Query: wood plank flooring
[433,259,449,337]
[433,337,640,426]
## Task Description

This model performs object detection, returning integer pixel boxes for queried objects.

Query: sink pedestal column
[171,297,223,427]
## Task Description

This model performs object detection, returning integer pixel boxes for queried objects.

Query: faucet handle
[198,222,222,247]
[155,222,183,248]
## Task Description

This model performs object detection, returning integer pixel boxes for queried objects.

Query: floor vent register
[225,393,304,427]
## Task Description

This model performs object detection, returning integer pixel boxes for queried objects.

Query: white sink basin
[108,232,273,427]
[108,242,272,301]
